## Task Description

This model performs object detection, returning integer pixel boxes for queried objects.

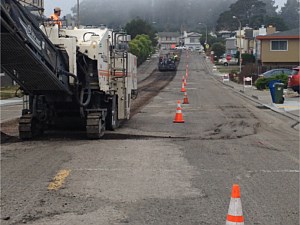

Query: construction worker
[49,7,62,28]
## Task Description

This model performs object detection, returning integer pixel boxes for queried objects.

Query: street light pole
[233,16,242,73]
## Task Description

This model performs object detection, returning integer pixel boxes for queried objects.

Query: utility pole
[198,22,207,44]
[77,0,80,27]
[233,16,242,73]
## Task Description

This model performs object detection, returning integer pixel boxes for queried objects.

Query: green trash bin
[273,83,285,104]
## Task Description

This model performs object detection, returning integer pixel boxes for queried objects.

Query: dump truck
[1,0,137,139]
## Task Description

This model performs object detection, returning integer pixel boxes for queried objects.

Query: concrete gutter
[208,63,300,127]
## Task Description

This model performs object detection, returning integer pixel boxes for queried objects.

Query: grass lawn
[216,65,240,74]
[0,86,20,100]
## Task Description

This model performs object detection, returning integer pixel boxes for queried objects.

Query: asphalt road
[0,103,22,124]
[1,52,299,225]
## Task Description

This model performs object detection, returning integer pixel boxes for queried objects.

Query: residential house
[244,28,255,54]
[157,32,180,50]
[233,26,273,57]
[225,37,237,55]
[233,28,247,54]
[182,31,202,50]
[256,28,300,66]
[222,28,252,57]
[217,30,235,39]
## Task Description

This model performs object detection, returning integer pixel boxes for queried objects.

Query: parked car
[174,46,187,50]
[259,68,292,78]
[219,54,238,66]
[288,66,300,93]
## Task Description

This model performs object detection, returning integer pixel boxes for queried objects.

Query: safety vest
[49,13,62,28]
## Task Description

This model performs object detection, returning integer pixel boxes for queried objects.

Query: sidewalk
[0,97,23,106]
[209,63,300,122]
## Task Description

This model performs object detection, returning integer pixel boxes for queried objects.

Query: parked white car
[219,54,238,66]
[174,46,187,50]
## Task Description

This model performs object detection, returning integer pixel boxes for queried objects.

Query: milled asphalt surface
[1,50,299,225]
[1,54,299,125]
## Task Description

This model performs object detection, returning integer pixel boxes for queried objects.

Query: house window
[271,40,288,51]
[190,38,196,43]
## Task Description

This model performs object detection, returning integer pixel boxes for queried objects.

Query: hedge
[255,74,288,90]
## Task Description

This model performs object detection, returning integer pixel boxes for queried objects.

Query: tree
[216,11,236,31]
[128,35,153,65]
[261,0,278,17]
[125,19,157,46]
[280,0,299,29]
[211,42,225,58]
[216,0,267,31]
[264,16,289,31]
[199,34,224,52]
[128,41,140,59]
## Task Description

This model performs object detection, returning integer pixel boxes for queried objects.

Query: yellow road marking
[48,169,70,191]
[276,105,300,109]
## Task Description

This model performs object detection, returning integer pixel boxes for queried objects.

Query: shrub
[241,53,255,64]
[272,74,288,88]
[0,85,21,99]
[254,74,289,90]
[255,77,268,90]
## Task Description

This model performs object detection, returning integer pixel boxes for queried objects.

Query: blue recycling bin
[268,80,284,104]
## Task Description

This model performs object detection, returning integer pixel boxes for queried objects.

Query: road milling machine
[1,0,138,139]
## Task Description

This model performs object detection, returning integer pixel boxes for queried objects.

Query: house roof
[256,28,300,40]
[186,32,201,37]
[218,30,233,34]
[157,32,180,37]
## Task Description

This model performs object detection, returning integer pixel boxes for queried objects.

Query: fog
[71,0,236,31]
[44,0,287,17]
[43,0,288,31]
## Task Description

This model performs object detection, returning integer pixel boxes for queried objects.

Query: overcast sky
[44,0,288,17]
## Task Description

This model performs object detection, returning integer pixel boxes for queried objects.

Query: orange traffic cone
[226,184,244,225]
[173,100,184,123]
[181,82,186,92]
[186,69,189,78]
[182,91,189,104]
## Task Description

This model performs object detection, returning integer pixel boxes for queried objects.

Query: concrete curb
[211,71,300,124]
[0,99,22,107]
